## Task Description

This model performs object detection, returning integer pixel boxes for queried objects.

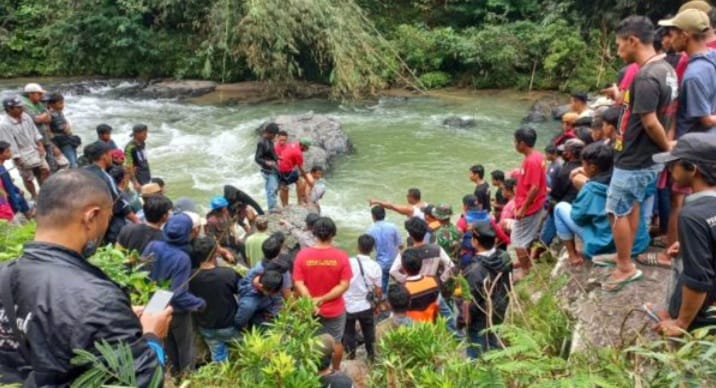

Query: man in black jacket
[254,123,279,211]
[0,169,172,387]
[84,141,119,200]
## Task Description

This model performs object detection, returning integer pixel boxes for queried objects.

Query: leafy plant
[418,71,452,89]
[70,340,162,388]
[88,245,160,305]
[0,221,35,262]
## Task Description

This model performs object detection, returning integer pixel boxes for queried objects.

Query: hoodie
[570,173,649,258]
[462,248,512,329]
[144,213,205,313]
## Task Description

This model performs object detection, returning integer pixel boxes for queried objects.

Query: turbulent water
[2,82,554,247]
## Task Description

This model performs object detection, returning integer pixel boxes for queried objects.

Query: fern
[70,340,161,388]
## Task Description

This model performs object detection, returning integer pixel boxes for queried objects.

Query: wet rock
[551,104,571,120]
[257,112,353,171]
[265,205,320,248]
[522,111,547,123]
[523,97,558,123]
[552,248,669,355]
[442,116,477,128]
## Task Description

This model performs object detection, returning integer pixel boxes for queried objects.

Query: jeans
[554,202,584,241]
[466,321,500,359]
[606,165,662,217]
[198,326,239,362]
[539,213,557,245]
[343,308,376,360]
[235,293,281,330]
[381,267,391,294]
[656,186,671,235]
[437,294,461,338]
[60,144,77,168]
[261,171,278,210]
[166,311,195,374]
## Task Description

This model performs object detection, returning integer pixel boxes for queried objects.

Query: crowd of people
[1,1,716,387]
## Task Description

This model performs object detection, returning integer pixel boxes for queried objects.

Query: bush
[0,221,35,262]
[418,71,452,89]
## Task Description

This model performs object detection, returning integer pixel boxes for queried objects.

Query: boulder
[523,97,558,123]
[442,116,477,129]
[257,112,353,171]
[551,104,572,121]
[552,249,669,355]
[126,80,217,99]
[521,111,547,123]
[264,204,320,248]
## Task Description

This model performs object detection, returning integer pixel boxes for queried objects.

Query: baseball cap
[659,9,711,34]
[471,220,496,239]
[679,0,712,13]
[23,83,46,94]
[432,203,453,220]
[299,137,312,146]
[2,96,24,109]
[184,211,207,229]
[558,138,586,153]
[140,183,162,197]
[653,133,716,165]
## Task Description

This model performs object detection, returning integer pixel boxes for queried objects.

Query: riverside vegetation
[1,221,715,386]
[0,0,688,97]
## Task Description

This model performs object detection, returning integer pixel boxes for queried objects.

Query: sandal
[602,269,643,292]
[592,254,617,267]
[635,252,671,269]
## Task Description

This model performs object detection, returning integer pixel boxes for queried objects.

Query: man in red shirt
[293,217,352,371]
[273,130,289,156]
[511,127,547,279]
[277,138,311,207]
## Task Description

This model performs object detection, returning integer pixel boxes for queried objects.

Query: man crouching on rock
[0,169,172,387]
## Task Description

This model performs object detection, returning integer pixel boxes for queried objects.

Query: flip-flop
[592,254,617,267]
[602,269,643,292]
[642,303,661,322]
[635,252,671,269]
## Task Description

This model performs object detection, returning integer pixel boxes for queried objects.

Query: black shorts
[278,170,300,186]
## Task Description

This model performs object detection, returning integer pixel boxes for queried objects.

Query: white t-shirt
[344,254,382,314]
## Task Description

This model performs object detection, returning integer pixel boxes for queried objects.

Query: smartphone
[144,290,174,314]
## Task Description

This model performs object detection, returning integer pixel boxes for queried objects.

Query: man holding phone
[0,170,172,387]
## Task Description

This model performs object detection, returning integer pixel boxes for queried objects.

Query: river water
[2,82,555,247]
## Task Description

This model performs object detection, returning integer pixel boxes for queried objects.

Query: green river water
[1,82,556,248]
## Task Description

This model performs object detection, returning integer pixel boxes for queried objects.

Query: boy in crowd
[387,285,414,328]
[0,141,32,220]
[116,195,173,254]
[469,164,491,213]
[552,112,578,147]
[544,145,562,190]
[317,334,354,388]
[511,127,547,279]
[281,212,320,249]
[293,217,352,371]
[343,235,381,361]
[648,133,716,335]
[236,234,293,331]
[490,170,508,221]
[590,106,620,145]
[462,221,512,358]
[307,166,326,208]
[188,237,240,362]
[244,215,270,266]
[125,123,151,190]
[46,93,79,168]
[570,91,594,118]
[96,124,118,149]
[499,178,517,233]
[390,217,454,284]
[401,248,440,323]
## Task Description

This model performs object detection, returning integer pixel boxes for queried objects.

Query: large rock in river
[113,80,217,99]
[443,116,477,129]
[257,112,353,171]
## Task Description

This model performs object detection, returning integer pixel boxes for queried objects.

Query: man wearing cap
[646,133,716,336]
[430,204,462,258]
[21,83,58,171]
[1,96,49,200]
[276,137,311,207]
[124,123,151,191]
[569,91,594,119]
[672,1,716,82]
[604,16,678,291]
[461,221,512,358]
[255,123,280,211]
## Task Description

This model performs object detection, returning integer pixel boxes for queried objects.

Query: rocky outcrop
[442,116,477,129]
[257,112,353,171]
[117,80,217,99]
[523,96,561,123]
[552,249,669,354]
[264,204,320,248]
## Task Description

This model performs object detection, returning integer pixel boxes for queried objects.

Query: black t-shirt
[615,59,677,170]
[319,371,353,388]
[669,192,716,331]
[116,223,164,254]
[189,267,240,329]
[550,160,581,204]
[474,182,491,212]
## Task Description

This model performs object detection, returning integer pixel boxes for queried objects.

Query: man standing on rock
[277,137,311,207]
[603,16,677,292]
[255,123,279,211]
[21,83,57,172]
[124,124,151,191]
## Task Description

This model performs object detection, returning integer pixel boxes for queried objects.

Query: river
[1,82,555,248]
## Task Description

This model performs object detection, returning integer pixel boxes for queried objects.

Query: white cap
[183,211,207,229]
[23,83,46,94]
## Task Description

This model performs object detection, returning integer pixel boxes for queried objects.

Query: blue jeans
[606,165,662,217]
[437,294,461,338]
[197,326,239,362]
[539,213,556,245]
[60,144,77,168]
[466,321,500,359]
[235,293,282,330]
[261,171,278,210]
[554,202,584,241]
[381,267,391,294]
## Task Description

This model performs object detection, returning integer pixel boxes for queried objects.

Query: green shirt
[434,223,461,258]
[21,96,50,143]
[244,231,270,266]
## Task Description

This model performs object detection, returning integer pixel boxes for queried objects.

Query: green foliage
[189,297,323,387]
[0,221,35,262]
[88,245,160,305]
[70,340,162,388]
[418,71,452,89]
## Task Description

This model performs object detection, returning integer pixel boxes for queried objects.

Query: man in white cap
[0,97,49,199]
[21,83,58,171]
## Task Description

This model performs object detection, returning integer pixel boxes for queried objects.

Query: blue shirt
[367,220,402,270]
[677,49,716,137]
